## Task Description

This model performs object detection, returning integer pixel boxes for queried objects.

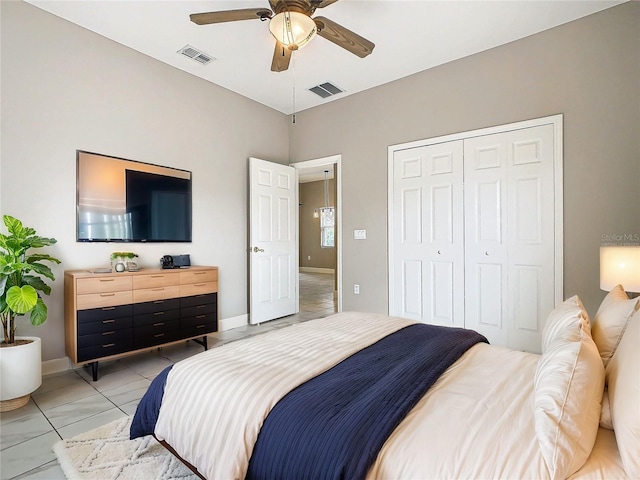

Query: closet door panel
[506,125,555,352]
[464,133,508,346]
[391,141,464,327]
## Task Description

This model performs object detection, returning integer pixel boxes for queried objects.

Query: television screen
[77,151,192,242]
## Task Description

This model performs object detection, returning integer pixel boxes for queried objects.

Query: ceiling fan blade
[314,16,374,58]
[271,41,292,72]
[313,0,341,8]
[190,9,272,25]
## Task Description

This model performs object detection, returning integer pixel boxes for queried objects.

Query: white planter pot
[0,336,42,410]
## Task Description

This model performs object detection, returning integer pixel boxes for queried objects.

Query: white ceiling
[26,0,624,115]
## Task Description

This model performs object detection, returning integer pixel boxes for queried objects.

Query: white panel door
[249,157,298,324]
[464,125,555,351]
[390,141,464,327]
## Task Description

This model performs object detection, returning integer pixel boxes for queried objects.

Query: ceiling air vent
[309,82,344,99]
[177,45,215,65]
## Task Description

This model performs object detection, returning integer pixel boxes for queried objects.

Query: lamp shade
[269,11,317,50]
[600,246,640,292]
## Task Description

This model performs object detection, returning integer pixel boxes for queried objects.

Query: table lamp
[600,246,640,294]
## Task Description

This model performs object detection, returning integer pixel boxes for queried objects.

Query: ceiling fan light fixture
[269,11,317,51]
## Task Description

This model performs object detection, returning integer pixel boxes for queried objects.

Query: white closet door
[464,125,555,351]
[390,141,464,327]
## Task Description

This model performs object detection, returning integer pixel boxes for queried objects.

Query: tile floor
[0,271,336,480]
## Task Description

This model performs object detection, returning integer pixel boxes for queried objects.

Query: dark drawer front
[77,304,133,324]
[134,320,181,349]
[182,320,217,339]
[180,293,217,309]
[77,333,133,362]
[133,298,180,315]
[180,302,216,318]
[78,328,132,349]
[135,308,180,326]
[78,316,133,336]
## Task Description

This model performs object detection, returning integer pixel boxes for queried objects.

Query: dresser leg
[91,361,99,381]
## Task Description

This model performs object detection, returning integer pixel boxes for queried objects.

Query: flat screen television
[77,150,192,242]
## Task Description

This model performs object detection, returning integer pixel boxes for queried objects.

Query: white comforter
[153,312,625,480]
[154,312,414,480]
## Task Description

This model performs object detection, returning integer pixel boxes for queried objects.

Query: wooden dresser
[64,266,218,380]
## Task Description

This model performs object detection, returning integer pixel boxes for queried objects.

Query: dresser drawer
[78,328,133,349]
[77,291,133,310]
[180,269,217,284]
[133,273,180,290]
[135,308,180,326]
[76,276,132,295]
[180,282,217,297]
[134,321,181,349]
[78,336,133,363]
[182,321,217,339]
[133,298,180,315]
[77,304,133,324]
[133,285,180,303]
[182,312,217,329]
[78,316,133,336]
[181,302,216,318]
[180,293,217,308]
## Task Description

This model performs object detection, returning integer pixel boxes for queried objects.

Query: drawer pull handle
[151,275,164,278]
[196,305,206,309]
[103,343,115,348]
[102,320,115,324]
[100,293,115,297]
[153,322,165,327]
[102,331,115,336]
[196,324,206,328]
[194,283,206,287]
[153,300,165,304]
[153,312,165,316]
[99,279,115,282]
[196,314,207,319]
[152,288,164,291]
[101,307,115,311]
[154,334,165,338]
[194,271,206,275]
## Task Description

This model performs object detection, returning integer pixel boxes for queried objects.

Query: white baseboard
[219,313,248,331]
[42,357,72,376]
[300,267,335,274]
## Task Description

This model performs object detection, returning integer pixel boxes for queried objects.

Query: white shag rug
[53,416,198,480]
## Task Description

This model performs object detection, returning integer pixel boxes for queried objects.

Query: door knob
[253,246,264,253]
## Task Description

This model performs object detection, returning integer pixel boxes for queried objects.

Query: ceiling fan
[190,0,375,72]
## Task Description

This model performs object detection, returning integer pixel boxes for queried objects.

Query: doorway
[292,155,342,317]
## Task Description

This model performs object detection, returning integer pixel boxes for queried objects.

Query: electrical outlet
[354,284,360,294]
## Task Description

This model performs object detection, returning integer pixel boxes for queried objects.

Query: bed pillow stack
[603,307,640,479]
[534,295,604,480]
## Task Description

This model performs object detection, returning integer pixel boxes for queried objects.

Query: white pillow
[592,284,639,368]
[534,296,605,480]
[606,308,640,479]
[541,295,591,353]
[599,388,613,430]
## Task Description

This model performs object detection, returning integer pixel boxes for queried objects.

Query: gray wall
[299,179,336,270]
[290,2,640,317]
[1,1,290,361]
[2,1,639,361]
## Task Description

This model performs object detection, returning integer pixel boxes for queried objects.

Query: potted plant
[0,215,61,411]
[110,251,138,272]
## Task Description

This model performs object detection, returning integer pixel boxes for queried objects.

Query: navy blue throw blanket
[130,365,173,440]
[246,324,487,480]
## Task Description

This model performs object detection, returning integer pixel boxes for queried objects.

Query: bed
[131,286,639,480]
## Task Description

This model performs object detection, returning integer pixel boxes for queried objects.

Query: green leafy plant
[110,252,138,261]
[0,215,61,345]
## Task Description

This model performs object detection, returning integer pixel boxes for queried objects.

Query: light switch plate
[354,229,366,240]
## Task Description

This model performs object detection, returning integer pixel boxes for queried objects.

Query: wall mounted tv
[77,151,192,242]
